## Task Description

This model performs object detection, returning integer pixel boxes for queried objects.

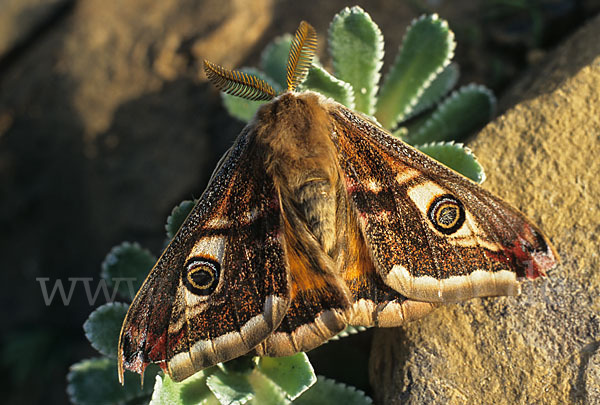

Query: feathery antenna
[286,21,317,92]
[204,20,317,100]
[204,60,276,101]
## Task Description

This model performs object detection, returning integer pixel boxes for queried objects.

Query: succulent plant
[222,7,494,183]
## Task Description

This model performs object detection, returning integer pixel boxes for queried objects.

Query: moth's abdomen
[295,178,337,255]
[255,92,344,258]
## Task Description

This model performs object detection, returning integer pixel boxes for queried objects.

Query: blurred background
[1,0,598,403]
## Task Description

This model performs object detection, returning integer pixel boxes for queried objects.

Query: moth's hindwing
[329,105,557,303]
[340,204,438,327]
[253,200,351,357]
[118,127,291,382]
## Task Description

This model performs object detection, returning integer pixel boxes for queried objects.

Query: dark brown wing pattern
[329,106,558,303]
[118,127,291,382]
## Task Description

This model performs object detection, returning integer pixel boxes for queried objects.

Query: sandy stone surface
[370,14,600,405]
[0,0,70,58]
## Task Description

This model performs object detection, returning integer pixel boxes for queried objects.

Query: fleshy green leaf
[150,371,219,405]
[375,14,455,129]
[417,141,486,183]
[397,109,431,140]
[83,302,128,358]
[100,242,156,300]
[294,376,372,405]
[219,356,256,375]
[329,6,383,115]
[166,199,197,239]
[404,84,496,145]
[299,65,355,108]
[261,34,293,89]
[221,68,281,122]
[153,354,315,405]
[67,357,156,405]
[257,353,316,401]
[404,62,459,120]
[206,369,255,405]
[247,372,289,405]
[392,126,409,138]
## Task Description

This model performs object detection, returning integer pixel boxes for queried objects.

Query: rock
[369,14,600,405]
[0,0,71,60]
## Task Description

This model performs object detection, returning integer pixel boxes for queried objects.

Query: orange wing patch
[343,213,377,290]
[281,212,344,301]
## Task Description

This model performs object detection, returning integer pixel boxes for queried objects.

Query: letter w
[81,279,122,305]
[37,277,90,306]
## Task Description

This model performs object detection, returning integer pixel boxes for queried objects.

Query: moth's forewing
[118,128,291,382]
[328,103,558,303]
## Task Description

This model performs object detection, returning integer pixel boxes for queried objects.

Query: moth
[118,21,558,383]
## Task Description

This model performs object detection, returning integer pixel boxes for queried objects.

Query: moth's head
[203,21,317,102]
